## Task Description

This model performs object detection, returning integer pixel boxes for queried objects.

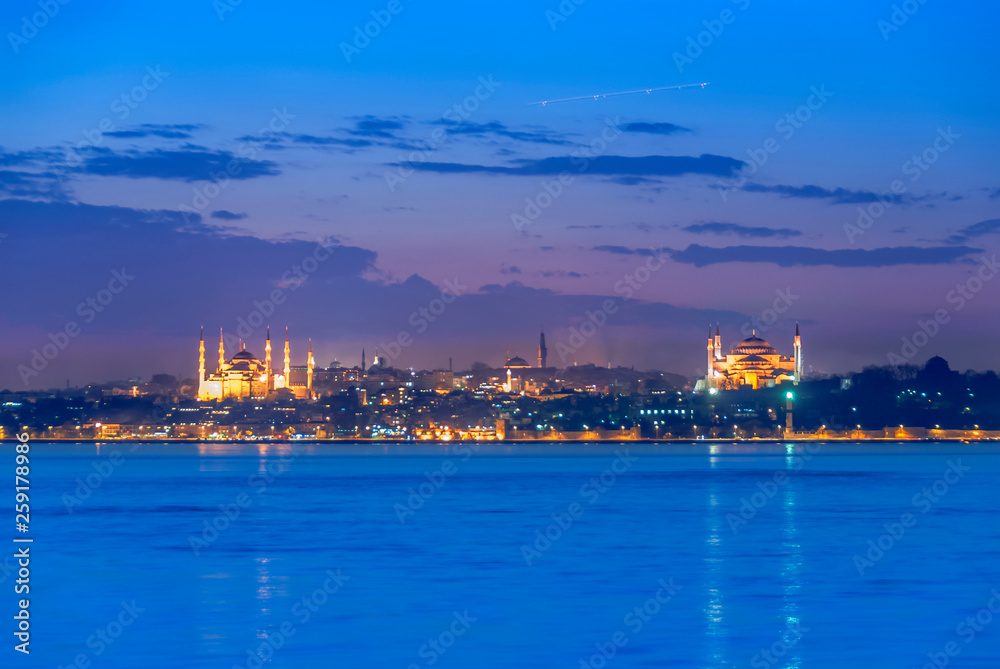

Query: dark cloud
[990,188,1000,199]
[348,115,408,138]
[105,124,206,140]
[945,219,1000,244]
[211,210,248,221]
[538,270,586,278]
[76,147,280,181]
[435,120,574,145]
[683,222,802,239]
[501,265,522,274]
[663,244,981,267]
[741,183,897,204]
[620,122,692,135]
[592,245,665,257]
[399,154,745,178]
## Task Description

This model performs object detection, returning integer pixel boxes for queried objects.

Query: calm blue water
[6,441,1000,668]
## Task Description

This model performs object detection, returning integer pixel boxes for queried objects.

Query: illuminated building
[197,327,315,401]
[700,323,802,391]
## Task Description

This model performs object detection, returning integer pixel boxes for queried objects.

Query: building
[699,323,802,391]
[197,327,315,401]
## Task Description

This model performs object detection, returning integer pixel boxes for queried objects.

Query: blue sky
[1,0,999,388]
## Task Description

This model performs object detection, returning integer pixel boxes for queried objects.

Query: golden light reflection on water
[781,459,804,668]
[704,482,727,666]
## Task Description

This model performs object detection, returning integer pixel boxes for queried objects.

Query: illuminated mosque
[698,323,802,392]
[197,327,315,401]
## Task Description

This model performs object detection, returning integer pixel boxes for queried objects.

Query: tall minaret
[361,348,366,372]
[307,338,315,392]
[794,321,802,385]
[706,325,715,389]
[264,326,272,389]
[283,327,291,379]
[218,328,225,370]
[538,330,547,368]
[198,327,205,400]
[714,323,721,360]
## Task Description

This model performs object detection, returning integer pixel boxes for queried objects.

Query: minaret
[361,348,366,371]
[283,327,291,379]
[218,328,225,370]
[538,330,547,368]
[264,327,272,389]
[794,321,802,385]
[706,325,715,389]
[307,338,315,392]
[714,323,721,360]
[198,327,205,400]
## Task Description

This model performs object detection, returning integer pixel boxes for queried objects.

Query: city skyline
[3,1,999,389]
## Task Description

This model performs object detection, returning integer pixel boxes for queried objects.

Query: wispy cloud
[945,219,1000,244]
[683,222,802,239]
[76,147,280,181]
[399,154,744,178]
[620,122,692,136]
[435,120,574,145]
[664,244,981,267]
[211,210,248,221]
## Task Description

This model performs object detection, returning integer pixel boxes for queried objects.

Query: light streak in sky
[529,82,709,106]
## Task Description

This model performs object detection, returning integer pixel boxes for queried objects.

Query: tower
[283,327,291,379]
[706,325,715,389]
[218,328,225,370]
[198,327,206,400]
[538,330,548,368]
[714,323,721,360]
[793,321,802,385]
[361,348,366,371]
[264,327,272,390]
[307,338,315,392]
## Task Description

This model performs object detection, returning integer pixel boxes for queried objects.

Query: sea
[6,440,1000,668]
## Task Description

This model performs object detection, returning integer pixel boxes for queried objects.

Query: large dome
[732,335,777,357]
[230,350,258,362]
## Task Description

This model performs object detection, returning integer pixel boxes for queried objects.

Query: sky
[1,0,998,389]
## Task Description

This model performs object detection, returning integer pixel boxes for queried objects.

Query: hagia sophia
[197,327,315,401]
[697,323,802,392]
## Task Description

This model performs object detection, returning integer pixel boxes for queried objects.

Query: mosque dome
[732,336,777,357]
[505,355,530,368]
